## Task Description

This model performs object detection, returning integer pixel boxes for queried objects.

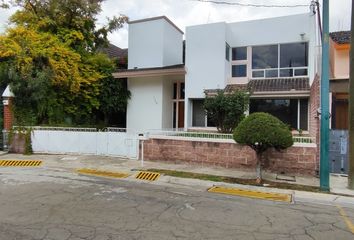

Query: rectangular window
[280,42,308,68]
[232,65,247,77]
[173,83,177,99]
[251,42,308,78]
[250,98,308,130]
[180,82,185,99]
[252,45,278,69]
[294,68,308,76]
[280,68,293,77]
[192,100,205,127]
[300,99,308,130]
[225,43,230,61]
[232,47,247,61]
[265,69,278,78]
[252,70,264,78]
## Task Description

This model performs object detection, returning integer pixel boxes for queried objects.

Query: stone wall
[3,97,13,131]
[143,138,318,176]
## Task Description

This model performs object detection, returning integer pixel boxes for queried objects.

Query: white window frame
[251,42,309,79]
[231,46,248,78]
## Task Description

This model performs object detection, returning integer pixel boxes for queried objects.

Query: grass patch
[147,168,321,193]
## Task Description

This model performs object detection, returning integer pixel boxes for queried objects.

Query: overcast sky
[0,0,352,48]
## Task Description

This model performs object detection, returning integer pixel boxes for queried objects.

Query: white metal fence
[147,130,316,144]
[31,127,139,159]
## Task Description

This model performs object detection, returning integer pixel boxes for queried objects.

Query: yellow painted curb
[135,171,160,181]
[337,205,354,234]
[76,169,130,179]
[0,160,42,167]
[208,186,292,203]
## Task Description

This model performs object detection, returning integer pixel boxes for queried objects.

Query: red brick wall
[3,97,14,131]
[309,74,320,174]
[143,138,318,176]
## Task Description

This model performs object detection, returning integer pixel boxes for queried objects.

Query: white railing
[251,66,308,79]
[148,130,315,144]
[148,130,233,140]
[28,126,97,132]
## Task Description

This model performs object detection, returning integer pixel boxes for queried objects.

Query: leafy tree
[93,53,131,125]
[233,112,293,183]
[204,90,249,133]
[0,0,129,125]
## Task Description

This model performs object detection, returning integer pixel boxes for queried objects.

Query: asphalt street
[0,156,353,240]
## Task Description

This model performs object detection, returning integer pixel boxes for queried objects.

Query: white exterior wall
[185,22,227,99]
[163,21,183,66]
[227,13,317,84]
[128,20,164,69]
[162,79,174,129]
[127,77,164,131]
[127,76,176,131]
[184,13,317,128]
[128,18,183,69]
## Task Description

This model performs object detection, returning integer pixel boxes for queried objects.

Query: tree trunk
[256,152,262,184]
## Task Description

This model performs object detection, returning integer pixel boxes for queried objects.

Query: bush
[204,90,249,133]
[233,112,293,182]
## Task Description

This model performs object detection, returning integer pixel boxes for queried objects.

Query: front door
[173,82,185,129]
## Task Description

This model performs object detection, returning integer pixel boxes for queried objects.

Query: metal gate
[31,127,139,159]
[329,130,349,174]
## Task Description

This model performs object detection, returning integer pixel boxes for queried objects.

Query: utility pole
[348,0,354,190]
[320,0,330,191]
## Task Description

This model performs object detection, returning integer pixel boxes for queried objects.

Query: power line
[189,0,309,8]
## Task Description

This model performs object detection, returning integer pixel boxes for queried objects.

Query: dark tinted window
[280,69,293,77]
[226,43,230,61]
[232,65,247,77]
[192,100,205,127]
[265,69,278,78]
[252,45,278,69]
[294,68,308,76]
[252,70,264,78]
[250,99,297,129]
[173,83,177,99]
[300,99,308,130]
[180,82,185,99]
[280,42,308,68]
[232,47,247,60]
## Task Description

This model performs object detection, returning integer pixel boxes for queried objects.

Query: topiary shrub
[233,112,293,183]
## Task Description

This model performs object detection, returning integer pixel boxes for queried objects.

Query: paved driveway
[0,154,353,240]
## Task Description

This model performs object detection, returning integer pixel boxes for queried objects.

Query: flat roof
[129,16,184,34]
[113,64,185,78]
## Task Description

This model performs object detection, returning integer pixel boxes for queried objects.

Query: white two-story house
[114,13,320,134]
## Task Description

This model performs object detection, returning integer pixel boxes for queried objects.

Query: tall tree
[0,0,128,125]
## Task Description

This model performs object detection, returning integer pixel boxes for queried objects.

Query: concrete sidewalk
[1,153,353,207]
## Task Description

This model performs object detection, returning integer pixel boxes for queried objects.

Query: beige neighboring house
[330,31,351,130]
